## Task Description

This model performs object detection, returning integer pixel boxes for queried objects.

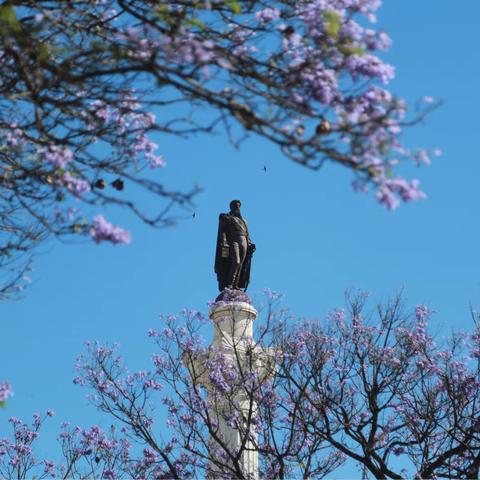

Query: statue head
[229,199,241,216]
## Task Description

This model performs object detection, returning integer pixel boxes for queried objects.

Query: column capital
[209,301,257,352]
[209,301,257,321]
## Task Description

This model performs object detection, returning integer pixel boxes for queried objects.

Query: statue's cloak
[214,213,253,292]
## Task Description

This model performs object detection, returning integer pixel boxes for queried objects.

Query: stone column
[208,301,259,479]
[185,300,276,480]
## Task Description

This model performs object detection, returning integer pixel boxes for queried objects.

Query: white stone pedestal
[210,301,257,351]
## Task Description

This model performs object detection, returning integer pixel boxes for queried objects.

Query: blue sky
[1,0,480,473]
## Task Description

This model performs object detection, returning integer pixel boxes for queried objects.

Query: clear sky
[1,0,480,473]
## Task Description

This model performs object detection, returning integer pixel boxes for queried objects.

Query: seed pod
[295,125,305,136]
[316,119,331,135]
[94,179,105,189]
[111,178,124,191]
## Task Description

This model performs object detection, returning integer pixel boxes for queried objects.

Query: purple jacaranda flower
[89,215,131,245]
[297,66,338,105]
[152,354,170,370]
[33,413,41,427]
[0,382,12,402]
[44,460,56,476]
[39,145,74,169]
[143,379,163,391]
[376,185,400,210]
[103,469,116,479]
[5,124,24,148]
[162,327,174,339]
[149,154,166,169]
[115,26,160,60]
[89,99,113,125]
[363,29,392,51]
[414,149,431,166]
[377,178,426,210]
[415,305,428,321]
[227,410,241,428]
[346,54,395,84]
[67,207,77,221]
[73,376,85,386]
[215,287,251,304]
[59,172,91,196]
[359,412,370,422]
[255,8,281,24]
[143,447,158,465]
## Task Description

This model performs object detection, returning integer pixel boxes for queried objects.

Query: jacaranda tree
[0,0,440,297]
[1,292,480,479]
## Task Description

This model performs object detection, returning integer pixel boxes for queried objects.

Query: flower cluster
[39,145,74,169]
[255,8,281,24]
[0,382,12,404]
[89,215,131,245]
[213,287,252,306]
[0,412,57,478]
[58,172,91,197]
[87,96,166,170]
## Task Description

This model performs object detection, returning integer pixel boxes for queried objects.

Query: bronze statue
[214,200,255,294]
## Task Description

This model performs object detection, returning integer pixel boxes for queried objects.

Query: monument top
[214,200,256,302]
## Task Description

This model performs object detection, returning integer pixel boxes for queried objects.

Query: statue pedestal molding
[210,301,257,351]
[184,301,275,480]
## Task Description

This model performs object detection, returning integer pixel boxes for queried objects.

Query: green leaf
[324,10,341,39]
[0,400,5,408]
[379,141,390,155]
[225,0,242,14]
[268,58,279,68]
[0,6,21,33]
[156,5,174,24]
[157,5,169,14]
[339,44,365,56]
[187,17,205,30]
[38,43,53,62]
